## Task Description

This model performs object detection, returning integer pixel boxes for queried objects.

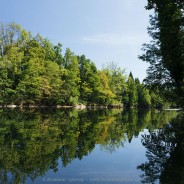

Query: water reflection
[137,113,184,184]
[0,108,178,183]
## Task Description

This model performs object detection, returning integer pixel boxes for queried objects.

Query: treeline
[0,23,165,108]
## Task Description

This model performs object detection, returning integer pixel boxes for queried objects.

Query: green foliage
[0,22,166,108]
[97,70,116,105]
[136,78,151,108]
[78,55,101,104]
[62,49,80,105]
[139,0,184,107]
[126,73,138,108]
[102,62,127,106]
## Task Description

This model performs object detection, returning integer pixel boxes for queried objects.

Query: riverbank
[164,108,182,111]
[0,104,123,109]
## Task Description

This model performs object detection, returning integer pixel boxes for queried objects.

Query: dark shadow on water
[137,112,184,184]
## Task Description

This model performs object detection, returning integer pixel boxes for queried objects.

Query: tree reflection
[137,113,184,184]
[0,108,178,183]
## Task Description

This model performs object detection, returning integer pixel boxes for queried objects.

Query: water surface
[0,109,181,184]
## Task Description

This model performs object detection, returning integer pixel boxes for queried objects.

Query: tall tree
[62,49,80,105]
[125,72,138,108]
[135,78,151,108]
[102,62,127,106]
[97,70,115,105]
[15,39,46,105]
[0,22,31,56]
[78,55,101,104]
[139,0,184,106]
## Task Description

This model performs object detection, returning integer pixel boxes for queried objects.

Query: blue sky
[0,0,152,81]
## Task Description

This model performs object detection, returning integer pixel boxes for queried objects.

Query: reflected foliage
[137,113,184,184]
[0,109,178,183]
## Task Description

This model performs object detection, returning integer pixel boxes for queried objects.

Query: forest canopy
[0,22,166,108]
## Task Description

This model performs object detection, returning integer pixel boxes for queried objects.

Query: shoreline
[0,105,182,111]
[0,104,123,110]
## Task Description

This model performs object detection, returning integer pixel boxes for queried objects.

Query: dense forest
[0,23,166,108]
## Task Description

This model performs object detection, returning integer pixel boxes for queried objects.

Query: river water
[0,108,182,184]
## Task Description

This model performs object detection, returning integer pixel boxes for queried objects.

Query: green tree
[125,72,138,108]
[139,0,184,106]
[0,22,31,56]
[102,62,127,106]
[135,78,151,108]
[62,48,80,105]
[0,56,15,105]
[97,70,116,105]
[42,60,63,105]
[78,55,101,104]
[15,39,46,105]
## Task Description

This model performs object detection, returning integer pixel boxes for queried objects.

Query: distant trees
[0,22,166,108]
[122,72,164,109]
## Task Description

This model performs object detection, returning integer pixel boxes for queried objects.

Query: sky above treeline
[0,0,152,81]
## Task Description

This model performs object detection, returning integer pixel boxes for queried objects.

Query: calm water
[0,108,183,184]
